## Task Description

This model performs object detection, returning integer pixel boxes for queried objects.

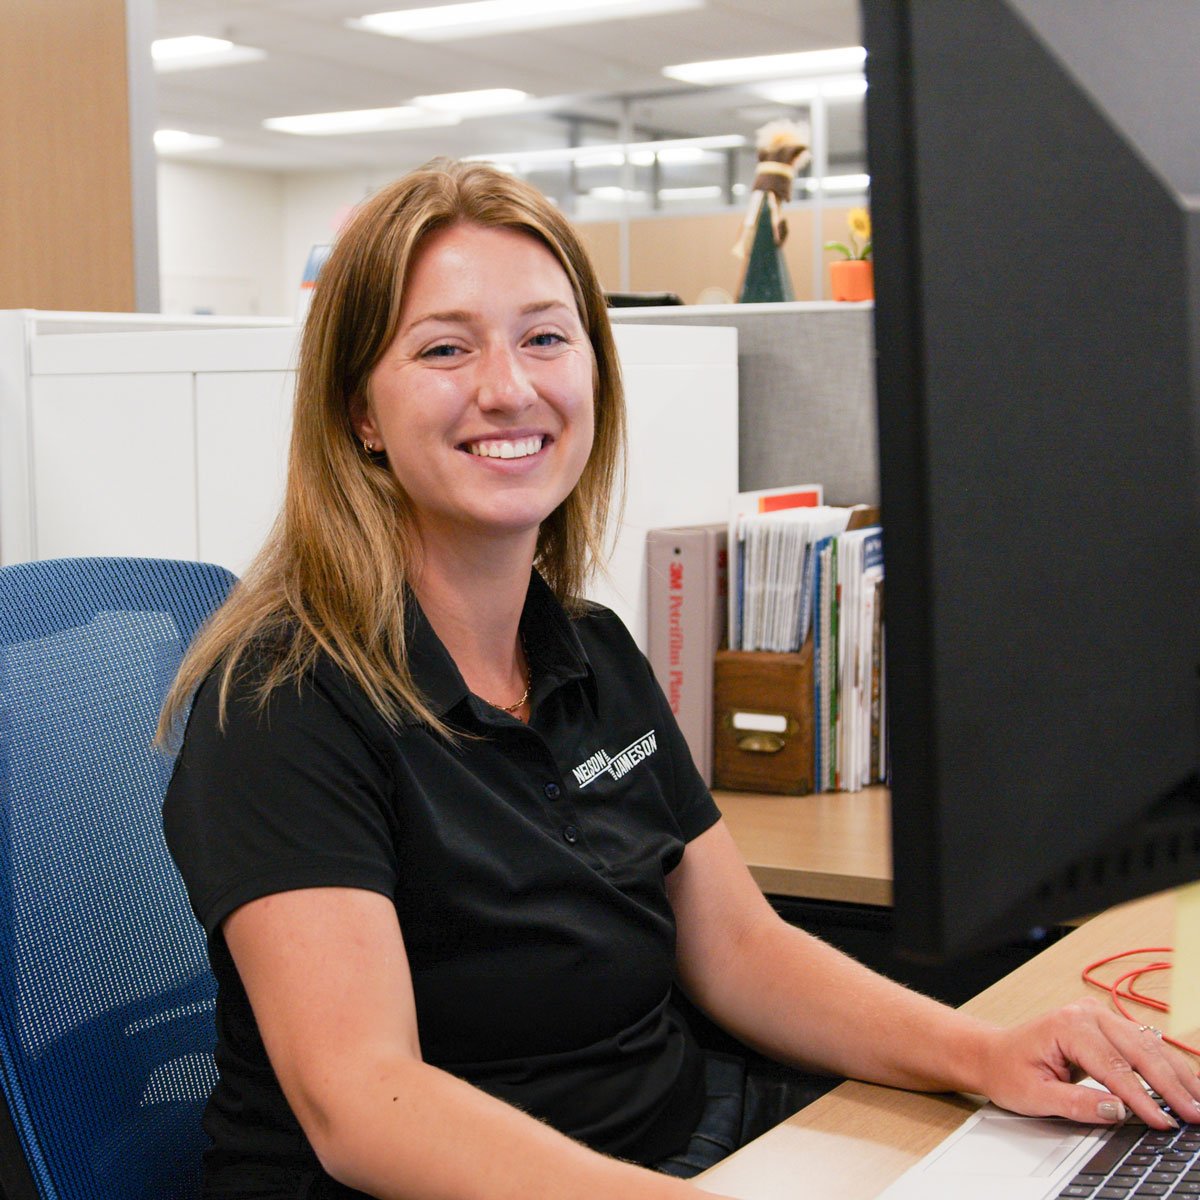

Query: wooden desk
[715,787,891,907]
[696,890,1185,1198]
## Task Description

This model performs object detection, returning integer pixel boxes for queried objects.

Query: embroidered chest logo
[571,729,658,789]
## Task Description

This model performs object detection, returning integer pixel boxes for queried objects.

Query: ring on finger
[1137,1024,1164,1039]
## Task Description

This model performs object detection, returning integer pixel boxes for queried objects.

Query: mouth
[461,435,546,460]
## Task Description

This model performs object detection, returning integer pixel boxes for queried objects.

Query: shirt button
[544,782,561,800]
[562,825,579,845]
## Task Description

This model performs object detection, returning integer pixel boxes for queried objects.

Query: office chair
[0,557,236,1200]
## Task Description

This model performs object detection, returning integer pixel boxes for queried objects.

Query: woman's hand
[975,997,1200,1129]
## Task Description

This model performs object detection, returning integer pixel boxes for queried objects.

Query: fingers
[1032,1079,1130,1126]
[1074,1010,1200,1128]
[1142,1024,1200,1105]
[1107,1019,1200,1125]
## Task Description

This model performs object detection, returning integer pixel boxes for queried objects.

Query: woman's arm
[224,886,729,1200]
[667,819,1200,1130]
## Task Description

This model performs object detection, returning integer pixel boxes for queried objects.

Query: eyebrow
[403,299,577,333]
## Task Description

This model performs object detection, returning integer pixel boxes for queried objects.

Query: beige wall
[579,204,866,304]
[0,0,136,310]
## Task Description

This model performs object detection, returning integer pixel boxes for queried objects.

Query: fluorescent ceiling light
[818,75,869,99]
[351,0,703,41]
[757,75,867,104]
[626,135,745,156]
[805,173,871,193]
[263,107,461,136]
[664,45,866,86]
[659,185,723,201]
[154,129,223,154]
[573,150,627,169]
[469,134,745,169]
[412,88,530,113]
[151,35,265,72]
[629,147,713,167]
[588,186,648,202]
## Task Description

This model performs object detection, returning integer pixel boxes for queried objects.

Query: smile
[463,435,545,460]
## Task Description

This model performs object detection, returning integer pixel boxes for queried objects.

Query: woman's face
[356,222,595,557]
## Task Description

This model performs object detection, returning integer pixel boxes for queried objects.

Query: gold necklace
[487,677,531,714]
[483,640,530,714]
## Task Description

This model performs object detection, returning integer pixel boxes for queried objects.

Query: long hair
[158,159,626,743]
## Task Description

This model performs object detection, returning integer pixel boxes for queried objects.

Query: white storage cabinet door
[30,373,197,561]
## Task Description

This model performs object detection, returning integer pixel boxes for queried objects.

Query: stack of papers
[728,486,888,792]
[823,527,885,792]
[733,506,854,652]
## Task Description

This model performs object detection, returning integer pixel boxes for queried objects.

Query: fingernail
[1098,1101,1126,1121]
[1164,1113,1180,1129]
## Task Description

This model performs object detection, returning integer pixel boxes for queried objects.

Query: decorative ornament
[734,120,811,304]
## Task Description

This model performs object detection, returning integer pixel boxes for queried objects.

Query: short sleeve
[163,661,399,937]
[643,657,722,844]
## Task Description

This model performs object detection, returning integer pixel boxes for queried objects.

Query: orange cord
[1082,947,1200,1059]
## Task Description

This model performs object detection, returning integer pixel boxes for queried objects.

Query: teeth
[466,436,544,459]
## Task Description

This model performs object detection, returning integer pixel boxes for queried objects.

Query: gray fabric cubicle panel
[609,304,878,506]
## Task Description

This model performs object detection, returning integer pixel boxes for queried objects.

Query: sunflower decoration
[826,207,872,261]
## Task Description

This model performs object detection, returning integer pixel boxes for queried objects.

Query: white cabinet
[31,373,197,561]
[1,311,737,646]
[4,319,299,577]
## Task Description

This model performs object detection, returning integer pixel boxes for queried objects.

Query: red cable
[1081,947,1200,1059]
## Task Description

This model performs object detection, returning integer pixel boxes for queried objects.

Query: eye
[421,343,463,359]
[527,331,566,348]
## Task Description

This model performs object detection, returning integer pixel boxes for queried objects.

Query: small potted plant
[825,207,873,301]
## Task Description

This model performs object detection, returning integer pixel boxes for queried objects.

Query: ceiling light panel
[804,173,871,193]
[757,75,867,105]
[663,45,866,86]
[659,185,724,201]
[412,88,530,113]
[588,186,648,202]
[154,129,223,153]
[350,0,704,42]
[263,107,462,136]
[151,35,266,72]
[467,134,746,169]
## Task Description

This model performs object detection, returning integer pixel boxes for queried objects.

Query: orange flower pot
[829,259,874,302]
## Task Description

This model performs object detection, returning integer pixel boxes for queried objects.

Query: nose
[477,344,536,413]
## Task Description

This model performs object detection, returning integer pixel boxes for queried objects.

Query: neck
[413,529,535,715]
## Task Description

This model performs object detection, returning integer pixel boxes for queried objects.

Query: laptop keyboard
[1058,1107,1200,1198]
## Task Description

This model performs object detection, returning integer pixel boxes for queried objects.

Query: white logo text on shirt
[571,730,658,789]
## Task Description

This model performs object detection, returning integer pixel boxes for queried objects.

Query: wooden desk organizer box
[713,640,814,795]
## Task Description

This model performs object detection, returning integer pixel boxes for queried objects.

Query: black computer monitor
[861,0,1200,961]
[605,292,684,308]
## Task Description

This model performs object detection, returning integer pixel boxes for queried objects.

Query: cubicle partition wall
[0,311,738,648]
[610,300,877,507]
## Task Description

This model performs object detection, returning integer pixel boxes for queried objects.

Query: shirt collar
[403,570,595,725]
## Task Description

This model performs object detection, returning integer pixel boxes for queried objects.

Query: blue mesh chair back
[0,558,236,1200]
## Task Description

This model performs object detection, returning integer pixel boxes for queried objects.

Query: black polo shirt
[163,572,722,1195]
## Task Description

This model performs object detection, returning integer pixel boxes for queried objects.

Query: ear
[350,391,380,445]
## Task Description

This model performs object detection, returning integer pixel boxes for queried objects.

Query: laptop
[877,1092,1197,1200]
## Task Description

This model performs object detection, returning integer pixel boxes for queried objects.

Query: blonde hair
[158,159,626,742]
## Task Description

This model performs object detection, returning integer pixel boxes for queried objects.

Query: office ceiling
[152,0,862,173]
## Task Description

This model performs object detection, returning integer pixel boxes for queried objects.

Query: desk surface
[696,889,1185,1198]
[715,786,891,907]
